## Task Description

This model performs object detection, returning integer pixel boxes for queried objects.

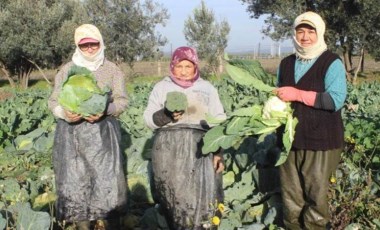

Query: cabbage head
[262,96,292,120]
[165,91,188,112]
[58,66,109,117]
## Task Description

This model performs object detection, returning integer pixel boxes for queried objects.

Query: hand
[84,112,104,123]
[274,86,317,106]
[213,153,225,174]
[64,110,82,123]
[171,111,184,121]
[274,86,300,102]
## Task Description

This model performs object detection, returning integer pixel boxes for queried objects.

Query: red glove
[275,86,317,106]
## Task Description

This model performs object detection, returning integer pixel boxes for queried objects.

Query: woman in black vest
[274,12,347,230]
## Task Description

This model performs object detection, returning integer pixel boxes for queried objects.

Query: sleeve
[107,65,128,116]
[143,84,166,130]
[276,67,281,86]
[324,59,347,111]
[207,86,227,125]
[314,92,335,111]
[48,64,69,120]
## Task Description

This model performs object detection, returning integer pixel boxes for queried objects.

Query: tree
[0,0,88,88]
[184,1,230,76]
[83,0,169,67]
[0,0,169,88]
[239,0,380,83]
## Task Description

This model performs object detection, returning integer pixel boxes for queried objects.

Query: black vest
[279,51,344,150]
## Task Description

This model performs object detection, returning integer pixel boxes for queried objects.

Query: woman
[143,46,226,229]
[48,24,128,230]
[274,12,347,229]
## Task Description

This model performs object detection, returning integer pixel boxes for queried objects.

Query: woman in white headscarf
[274,12,347,230]
[48,24,128,230]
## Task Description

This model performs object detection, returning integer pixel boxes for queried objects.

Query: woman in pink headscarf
[143,46,227,229]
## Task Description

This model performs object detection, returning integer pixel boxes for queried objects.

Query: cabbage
[262,96,291,120]
[165,91,188,112]
[58,66,109,117]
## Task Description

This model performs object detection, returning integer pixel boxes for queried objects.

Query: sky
[153,0,292,54]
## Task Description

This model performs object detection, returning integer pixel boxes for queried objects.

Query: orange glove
[275,86,317,106]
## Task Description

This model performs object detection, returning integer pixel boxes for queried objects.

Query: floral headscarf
[169,46,200,88]
[72,24,105,71]
[293,11,327,60]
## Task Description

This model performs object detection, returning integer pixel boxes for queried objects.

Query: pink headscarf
[170,46,200,88]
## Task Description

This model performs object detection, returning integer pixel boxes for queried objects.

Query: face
[172,60,196,81]
[78,42,100,56]
[295,25,317,47]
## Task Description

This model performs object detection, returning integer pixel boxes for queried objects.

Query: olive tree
[239,0,380,82]
[0,0,88,88]
[184,1,230,76]
[0,0,169,88]
[83,0,169,67]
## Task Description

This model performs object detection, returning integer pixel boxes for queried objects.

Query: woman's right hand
[64,110,82,123]
[171,111,184,121]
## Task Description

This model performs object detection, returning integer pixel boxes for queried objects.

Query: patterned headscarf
[293,11,327,60]
[72,24,105,71]
[169,46,200,88]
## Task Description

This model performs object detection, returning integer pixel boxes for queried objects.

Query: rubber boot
[102,218,121,230]
[75,221,91,230]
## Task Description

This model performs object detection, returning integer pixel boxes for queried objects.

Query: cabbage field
[0,59,379,230]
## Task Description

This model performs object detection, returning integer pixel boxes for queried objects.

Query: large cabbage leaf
[202,57,298,166]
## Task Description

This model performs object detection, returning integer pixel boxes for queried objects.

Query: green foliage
[225,64,275,92]
[0,150,55,228]
[0,0,89,88]
[119,82,153,139]
[184,0,230,75]
[84,0,169,66]
[238,0,380,61]
[202,59,297,167]
[5,203,50,230]
[0,89,55,151]
[329,158,380,229]
[326,81,380,229]
[165,91,188,112]
[0,68,379,229]
[226,57,277,87]
[0,0,169,88]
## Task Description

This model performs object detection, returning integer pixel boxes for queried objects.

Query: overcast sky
[153,0,291,53]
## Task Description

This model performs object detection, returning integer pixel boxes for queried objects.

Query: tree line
[239,0,380,83]
[0,0,231,89]
[0,0,169,88]
[1,0,379,88]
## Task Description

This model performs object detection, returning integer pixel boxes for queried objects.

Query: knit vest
[279,51,344,150]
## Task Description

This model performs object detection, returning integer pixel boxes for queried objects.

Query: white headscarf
[293,11,327,60]
[72,24,105,71]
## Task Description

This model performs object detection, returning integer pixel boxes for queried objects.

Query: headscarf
[72,24,105,71]
[293,11,327,60]
[169,46,200,88]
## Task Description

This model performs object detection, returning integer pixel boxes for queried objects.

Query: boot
[75,221,91,230]
[102,218,121,230]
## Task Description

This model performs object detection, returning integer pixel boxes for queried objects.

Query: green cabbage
[58,66,109,117]
[165,91,188,112]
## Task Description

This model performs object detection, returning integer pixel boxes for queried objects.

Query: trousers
[279,149,341,230]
